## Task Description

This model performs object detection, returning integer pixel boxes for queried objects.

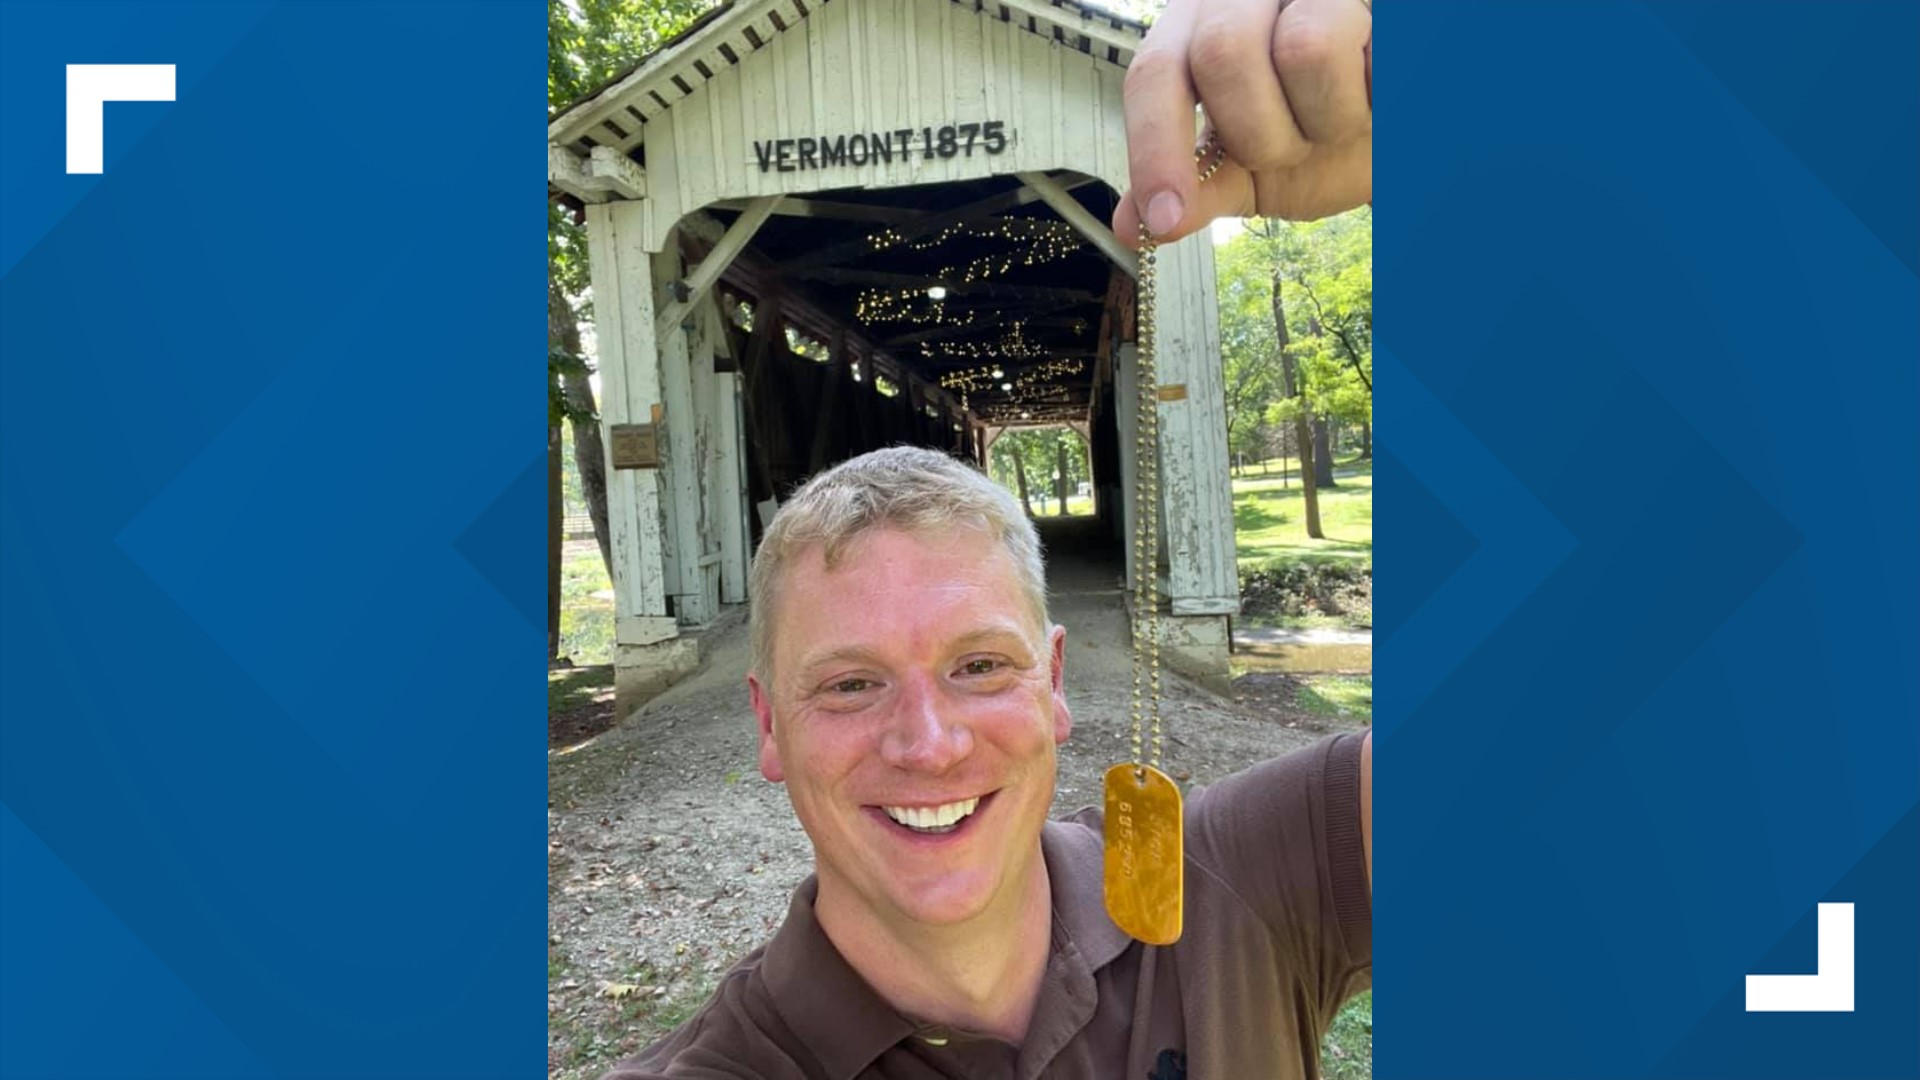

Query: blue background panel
[0,2,547,1077]
[3,0,1916,1077]
[1376,3,1918,1078]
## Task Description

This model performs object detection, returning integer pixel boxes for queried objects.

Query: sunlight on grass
[1234,457,1372,569]
[561,543,614,665]
[1298,675,1373,720]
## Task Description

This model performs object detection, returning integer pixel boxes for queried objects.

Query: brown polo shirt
[604,731,1371,1079]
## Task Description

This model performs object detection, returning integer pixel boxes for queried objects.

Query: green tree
[1215,237,1287,470]
[989,428,1091,516]
[1220,209,1372,538]
[1285,209,1372,447]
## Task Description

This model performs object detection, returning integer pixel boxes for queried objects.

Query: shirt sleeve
[1184,730,1372,1014]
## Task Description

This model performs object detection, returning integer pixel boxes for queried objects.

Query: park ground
[548,455,1372,1079]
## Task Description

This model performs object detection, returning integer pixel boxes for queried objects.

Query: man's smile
[865,791,1000,839]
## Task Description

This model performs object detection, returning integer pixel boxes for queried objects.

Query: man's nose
[879,676,972,772]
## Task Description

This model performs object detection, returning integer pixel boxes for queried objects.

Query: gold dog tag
[1102,763,1183,945]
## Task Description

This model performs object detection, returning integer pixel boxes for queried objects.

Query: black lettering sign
[751,121,1012,173]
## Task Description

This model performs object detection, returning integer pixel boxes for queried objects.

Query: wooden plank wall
[640,0,1129,252]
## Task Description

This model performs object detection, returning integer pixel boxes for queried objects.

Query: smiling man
[604,446,1371,1079]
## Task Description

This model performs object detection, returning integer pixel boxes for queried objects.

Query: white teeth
[884,796,980,832]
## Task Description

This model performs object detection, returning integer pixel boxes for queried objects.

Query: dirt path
[547,520,1362,1078]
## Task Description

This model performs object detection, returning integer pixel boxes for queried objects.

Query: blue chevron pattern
[0,3,546,1077]
[1376,4,1918,1078]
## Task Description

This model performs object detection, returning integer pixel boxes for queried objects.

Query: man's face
[748,525,1071,932]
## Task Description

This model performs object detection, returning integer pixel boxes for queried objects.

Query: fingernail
[1145,192,1184,237]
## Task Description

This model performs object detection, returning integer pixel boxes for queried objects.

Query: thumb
[1112,163,1256,249]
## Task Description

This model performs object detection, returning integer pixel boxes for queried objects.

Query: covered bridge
[548,0,1239,714]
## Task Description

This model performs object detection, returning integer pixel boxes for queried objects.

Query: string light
[940,354,1085,400]
[855,291,981,326]
[867,218,1078,254]
[855,218,1087,326]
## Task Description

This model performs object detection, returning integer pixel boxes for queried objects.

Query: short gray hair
[749,446,1048,678]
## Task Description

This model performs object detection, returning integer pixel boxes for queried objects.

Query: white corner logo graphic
[66,64,175,174]
[1745,902,1855,1012]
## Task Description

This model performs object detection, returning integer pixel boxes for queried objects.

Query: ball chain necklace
[1102,133,1227,946]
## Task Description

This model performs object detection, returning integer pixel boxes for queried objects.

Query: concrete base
[614,636,700,721]
[1158,613,1233,696]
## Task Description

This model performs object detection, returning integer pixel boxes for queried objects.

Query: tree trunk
[1306,314,1337,489]
[550,284,612,581]
[1313,416,1337,488]
[1013,451,1033,516]
[1273,268,1322,538]
[548,415,564,665]
[1056,442,1069,515]
[1361,422,1372,459]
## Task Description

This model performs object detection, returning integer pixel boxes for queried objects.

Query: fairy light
[855,291,981,327]
[939,355,1085,399]
[855,218,1087,326]
[868,218,1078,255]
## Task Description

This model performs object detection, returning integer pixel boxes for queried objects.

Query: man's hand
[1115,0,1371,246]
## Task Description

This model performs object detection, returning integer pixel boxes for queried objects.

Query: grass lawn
[1299,674,1373,720]
[560,541,615,666]
[1233,455,1373,570]
[1015,493,1096,517]
[1322,991,1373,1080]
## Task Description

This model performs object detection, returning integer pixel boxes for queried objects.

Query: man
[604,447,1371,1079]
[610,0,1373,1070]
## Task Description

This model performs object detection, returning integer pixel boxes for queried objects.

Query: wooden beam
[586,201,672,620]
[588,146,647,198]
[656,196,780,336]
[779,174,1101,274]
[617,614,681,645]
[713,196,917,224]
[1018,170,1138,279]
[550,143,651,202]
[994,0,1143,56]
[548,145,607,204]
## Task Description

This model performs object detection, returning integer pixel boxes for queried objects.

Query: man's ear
[748,674,785,783]
[1048,624,1072,745]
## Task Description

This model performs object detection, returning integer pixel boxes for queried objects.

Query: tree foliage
[989,428,1091,514]
[548,0,717,417]
[1214,209,1372,461]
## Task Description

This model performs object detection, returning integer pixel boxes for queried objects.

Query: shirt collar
[1039,817,1135,972]
[760,820,1133,1080]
